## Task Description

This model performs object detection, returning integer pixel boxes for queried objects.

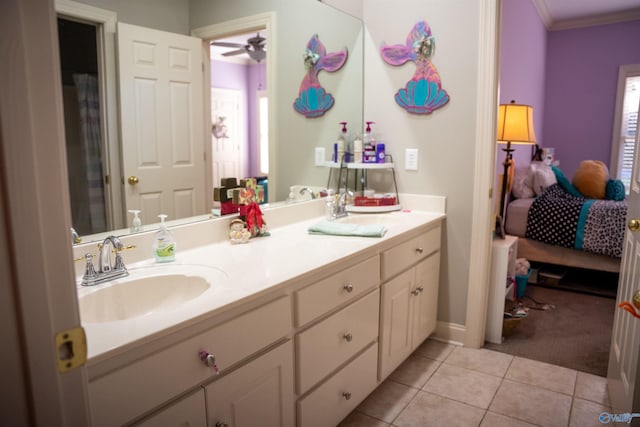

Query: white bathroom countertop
[77,196,445,371]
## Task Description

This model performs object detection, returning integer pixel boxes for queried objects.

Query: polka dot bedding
[525,184,626,258]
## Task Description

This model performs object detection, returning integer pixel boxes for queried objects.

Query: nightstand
[485,235,517,344]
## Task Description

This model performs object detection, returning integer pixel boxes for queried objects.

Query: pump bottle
[152,214,176,262]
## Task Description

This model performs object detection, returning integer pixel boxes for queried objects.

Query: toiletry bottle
[376,142,386,163]
[128,209,142,233]
[152,214,176,262]
[353,132,363,163]
[363,121,377,163]
[336,122,347,164]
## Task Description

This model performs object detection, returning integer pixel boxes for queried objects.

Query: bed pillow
[530,161,557,196]
[551,165,583,198]
[605,179,626,201]
[511,167,535,199]
[572,160,608,199]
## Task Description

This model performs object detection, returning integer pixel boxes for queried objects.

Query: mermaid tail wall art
[293,34,348,118]
[381,21,449,114]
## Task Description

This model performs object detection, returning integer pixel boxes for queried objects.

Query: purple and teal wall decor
[380,20,449,115]
[293,34,348,118]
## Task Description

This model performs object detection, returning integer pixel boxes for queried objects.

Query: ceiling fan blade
[210,41,245,49]
[222,49,247,57]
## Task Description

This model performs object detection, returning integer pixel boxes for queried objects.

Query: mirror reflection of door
[57,18,109,236]
[209,29,268,195]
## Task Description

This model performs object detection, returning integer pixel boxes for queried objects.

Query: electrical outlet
[405,148,418,170]
[315,147,326,166]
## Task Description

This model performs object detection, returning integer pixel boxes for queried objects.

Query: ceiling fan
[211,33,266,62]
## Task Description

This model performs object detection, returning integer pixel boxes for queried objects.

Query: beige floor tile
[339,411,390,427]
[575,371,610,405]
[569,397,611,427]
[389,354,440,389]
[423,363,502,409]
[489,379,571,427]
[413,339,457,361]
[444,346,513,377]
[356,379,418,424]
[505,357,577,395]
[480,411,539,427]
[393,391,485,427]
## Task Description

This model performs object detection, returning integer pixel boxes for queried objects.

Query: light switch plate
[405,148,418,170]
[315,147,326,166]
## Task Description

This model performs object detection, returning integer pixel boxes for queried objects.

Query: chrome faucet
[81,235,129,286]
[299,187,316,199]
[334,190,354,219]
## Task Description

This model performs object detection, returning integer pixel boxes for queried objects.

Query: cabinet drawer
[134,389,206,427]
[382,225,441,280]
[295,255,380,326]
[89,296,291,427]
[297,343,378,427]
[296,289,379,394]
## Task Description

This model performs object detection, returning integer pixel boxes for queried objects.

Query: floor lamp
[496,101,537,238]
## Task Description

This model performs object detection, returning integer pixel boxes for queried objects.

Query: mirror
[57,0,363,244]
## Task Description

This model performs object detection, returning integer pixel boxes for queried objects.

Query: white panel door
[608,98,640,415]
[211,88,243,187]
[118,22,205,225]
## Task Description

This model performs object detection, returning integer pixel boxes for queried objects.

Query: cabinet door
[379,268,414,380]
[135,389,206,427]
[206,341,294,427]
[412,252,440,349]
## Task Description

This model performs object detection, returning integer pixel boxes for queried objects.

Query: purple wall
[543,20,640,179]
[210,60,267,177]
[499,0,547,170]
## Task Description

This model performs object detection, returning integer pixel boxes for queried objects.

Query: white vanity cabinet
[205,341,294,427]
[379,225,441,380]
[88,296,293,427]
[135,389,206,427]
[293,255,381,426]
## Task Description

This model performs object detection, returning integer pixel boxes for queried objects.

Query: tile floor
[339,339,611,427]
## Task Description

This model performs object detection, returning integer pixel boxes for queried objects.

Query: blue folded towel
[307,220,387,237]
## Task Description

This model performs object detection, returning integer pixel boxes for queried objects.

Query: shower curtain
[73,73,106,233]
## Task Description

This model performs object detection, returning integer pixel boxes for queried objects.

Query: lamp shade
[497,103,536,144]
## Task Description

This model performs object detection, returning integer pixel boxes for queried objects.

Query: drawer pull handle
[343,332,353,342]
[417,286,424,293]
[342,391,352,400]
[343,283,354,293]
[198,350,219,375]
[411,289,420,296]
[215,422,229,427]
[416,247,424,254]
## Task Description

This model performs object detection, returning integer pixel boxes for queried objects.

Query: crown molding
[549,7,640,31]
[532,0,553,29]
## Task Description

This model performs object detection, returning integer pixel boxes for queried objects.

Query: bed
[504,170,627,274]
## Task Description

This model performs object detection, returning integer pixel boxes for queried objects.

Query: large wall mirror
[56,0,363,244]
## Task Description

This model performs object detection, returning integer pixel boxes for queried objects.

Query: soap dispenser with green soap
[152,214,176,262]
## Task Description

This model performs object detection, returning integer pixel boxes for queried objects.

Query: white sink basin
[79,264,227,323]
[336,213,403,227]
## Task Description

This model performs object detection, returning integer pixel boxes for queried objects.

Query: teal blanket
[308,220,387,237]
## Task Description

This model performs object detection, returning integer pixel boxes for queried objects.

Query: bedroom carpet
[484,282,616,377]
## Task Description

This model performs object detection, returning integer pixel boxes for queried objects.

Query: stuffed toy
[515,258,530,276]
[572,160,608,199]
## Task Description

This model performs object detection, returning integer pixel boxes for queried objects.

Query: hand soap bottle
[334,122,347,164]
[363,121,377,163]
[152,214,176,262]
[128,209,142,233]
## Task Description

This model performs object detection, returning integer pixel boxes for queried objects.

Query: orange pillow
[572,160,608,199]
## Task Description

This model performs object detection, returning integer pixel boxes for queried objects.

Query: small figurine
[229,219,251,244]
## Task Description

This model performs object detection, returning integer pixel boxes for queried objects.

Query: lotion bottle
[152,214,176,262]
[353,133,363,163]
[336,122,347,163]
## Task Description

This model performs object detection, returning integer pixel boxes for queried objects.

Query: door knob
[128,176,139,185]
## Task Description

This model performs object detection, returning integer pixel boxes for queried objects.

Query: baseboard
[433,320,466,346]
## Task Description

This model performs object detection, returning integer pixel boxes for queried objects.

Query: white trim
[465,0,501,349]
[532,0,553,29]
[550,8,640,31]
[193,12,278,202]
[609,64,640,180]
[55,0,123,231]
[1,0,90,425]
[434,321,466,346]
